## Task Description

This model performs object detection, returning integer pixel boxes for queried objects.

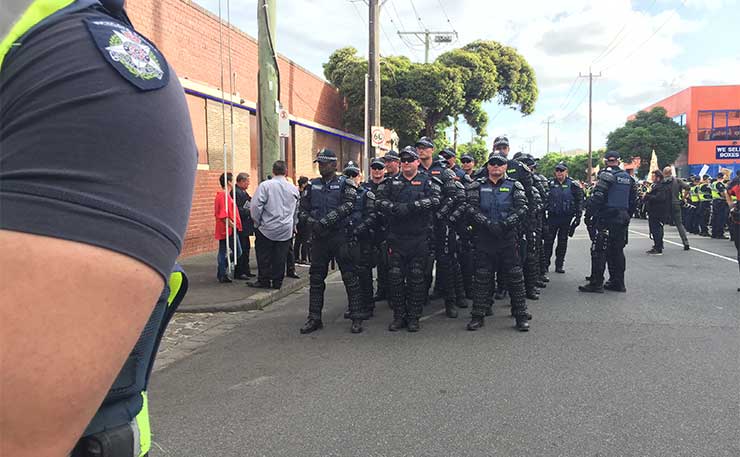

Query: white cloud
[194,0,737,152]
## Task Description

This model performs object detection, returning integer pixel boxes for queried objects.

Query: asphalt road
[149,219,739,457]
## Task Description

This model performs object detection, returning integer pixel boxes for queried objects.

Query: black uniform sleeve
[298,186,314,225]
[572,181,585,215]
[503,182,529,229]
[0,10,196,280]
[321,179,356,228]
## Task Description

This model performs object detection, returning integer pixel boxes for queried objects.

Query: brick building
[632,85,740,178]
[126,0,364,257]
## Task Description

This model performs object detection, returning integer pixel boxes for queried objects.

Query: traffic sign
[371,126,386,147]
[279,109,290,138]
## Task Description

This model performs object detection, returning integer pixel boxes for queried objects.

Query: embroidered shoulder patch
[84,18,169,91]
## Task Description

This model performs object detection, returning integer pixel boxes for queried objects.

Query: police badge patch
[84,18,169,91]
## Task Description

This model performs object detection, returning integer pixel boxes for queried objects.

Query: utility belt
[72,422,144,457]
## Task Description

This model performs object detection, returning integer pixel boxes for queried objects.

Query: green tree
[323,43,538,148]
[536,152,592,182]
[606,107,687,176]
[457,136,489,165]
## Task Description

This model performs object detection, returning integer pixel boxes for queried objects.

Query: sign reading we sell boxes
[716,145,740,159]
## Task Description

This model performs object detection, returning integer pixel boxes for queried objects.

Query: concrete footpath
[176,251,317,313]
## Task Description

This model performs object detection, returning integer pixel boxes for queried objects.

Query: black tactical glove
[392,203,411,217]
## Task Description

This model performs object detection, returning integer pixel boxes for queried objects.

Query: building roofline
[181,0,335,88]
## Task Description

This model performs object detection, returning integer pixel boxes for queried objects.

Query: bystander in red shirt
[214,190,242,240]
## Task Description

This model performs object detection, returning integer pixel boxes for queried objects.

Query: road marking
[629,229,738,264]
[420,309,446,321]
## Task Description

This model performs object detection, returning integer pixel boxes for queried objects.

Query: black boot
[541,274,550,283]
[445,302,458,318]
[515,315,530,332]
[494,290,507,300]
[466,316,485,331]
[406,318,420,332]
[456,298,468,309]
[388,317,406,332]
[555,266,565,273]
[350,319,363,334]
[578,283,604,293]
[526,290,540,300]
[299,318,323,334]
[373,290,386,302]
[535,279,547,288]
[485,306,493,316]
[604,281,627,292]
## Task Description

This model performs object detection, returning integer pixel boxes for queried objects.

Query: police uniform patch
[84,18,169,91]
[411,181,422,186]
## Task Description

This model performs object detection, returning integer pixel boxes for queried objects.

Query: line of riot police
[297,135,615,335]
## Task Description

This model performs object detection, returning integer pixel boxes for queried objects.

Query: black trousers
[293,227,311,263]
[254,229,291,287]
[543,220,570,269]
[286,237,295,275]
[648,215,664,251]
[589,222,628,286]
[234,230,252,276]
[308,232,362,320]
[388,237,430,320]
[471,242,527,318]
[711,200,729,237]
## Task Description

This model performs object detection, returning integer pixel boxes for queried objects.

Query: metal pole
[363,73,369,178]
[258,0,279,181]
[367,0,381,163]
[424,31,430,64]
[588,69,593,181]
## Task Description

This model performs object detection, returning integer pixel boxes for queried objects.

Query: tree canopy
[323,42,538,147]
[606,107,688,176]
[457,136,489,165]
[536,152,598,182]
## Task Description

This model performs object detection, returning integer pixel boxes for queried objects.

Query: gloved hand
[392,203,410,217]
[472,212,489,229]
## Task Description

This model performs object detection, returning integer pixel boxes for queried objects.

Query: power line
[600,12,676,72]
[559,77,584,110]
[408,0,426,30]
[436,0,457,35]
[591,0,657,65]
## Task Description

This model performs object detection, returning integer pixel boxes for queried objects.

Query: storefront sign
[716,145,740,159]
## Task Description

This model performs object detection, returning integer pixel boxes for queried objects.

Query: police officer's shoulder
[430,175,445,186]
[511,180,525,191]
[365,190,376,201]
[343,177,358,189]
[599,170,617,183]
[441,168,456,179]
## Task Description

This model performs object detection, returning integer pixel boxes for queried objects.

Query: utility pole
[579,68,601,182]
[525,137,536,155]
[257,0,279,180]
[397,30,457,63]
[367,0,381,166]
[543,116,555,155]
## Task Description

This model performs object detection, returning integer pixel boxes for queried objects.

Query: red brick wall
[125,0,349,257]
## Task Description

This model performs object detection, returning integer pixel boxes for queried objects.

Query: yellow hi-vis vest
[689,185,700,203]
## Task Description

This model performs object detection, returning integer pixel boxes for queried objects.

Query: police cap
[415,136,435,149]
[493,136,510,148]
[383,149,400,162]
[314,148,338,163]
[488,153,508,166]
[555,162,568,171]
[460,154,475,162]
[439,147,456,159]
[370,157,386,169]
[604,150,621,160]
[400,146,420,160]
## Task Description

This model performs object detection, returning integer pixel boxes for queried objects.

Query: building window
[697,109,740,141]
[672,113,686,126]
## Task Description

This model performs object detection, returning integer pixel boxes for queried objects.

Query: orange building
[632,85,740,177]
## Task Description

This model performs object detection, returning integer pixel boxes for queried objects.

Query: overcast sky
[196,0,740,156]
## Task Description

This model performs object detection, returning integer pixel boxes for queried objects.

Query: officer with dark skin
[375,148,442,332]
[543,162,584,274]
[343,161,378,333]
[298,149,361,334]
[459,153,530,331]
[579,151,638,293]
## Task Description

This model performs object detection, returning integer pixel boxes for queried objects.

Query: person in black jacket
[642,170,672,255]
[233,172,256,279]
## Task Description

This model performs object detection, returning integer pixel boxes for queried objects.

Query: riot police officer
[579,151,638,293]
[299,149,361,334]
[462,153,530,331]
[530,159,552,286]
[416,138,466,318]
[383,149,401,178]
[440,147,467,180]
[460,153,476,177]
[375,148,442,332]
[362,157,389,303]
[514,152,544,300]
[543,162,584,274]
[343,161,378,333]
